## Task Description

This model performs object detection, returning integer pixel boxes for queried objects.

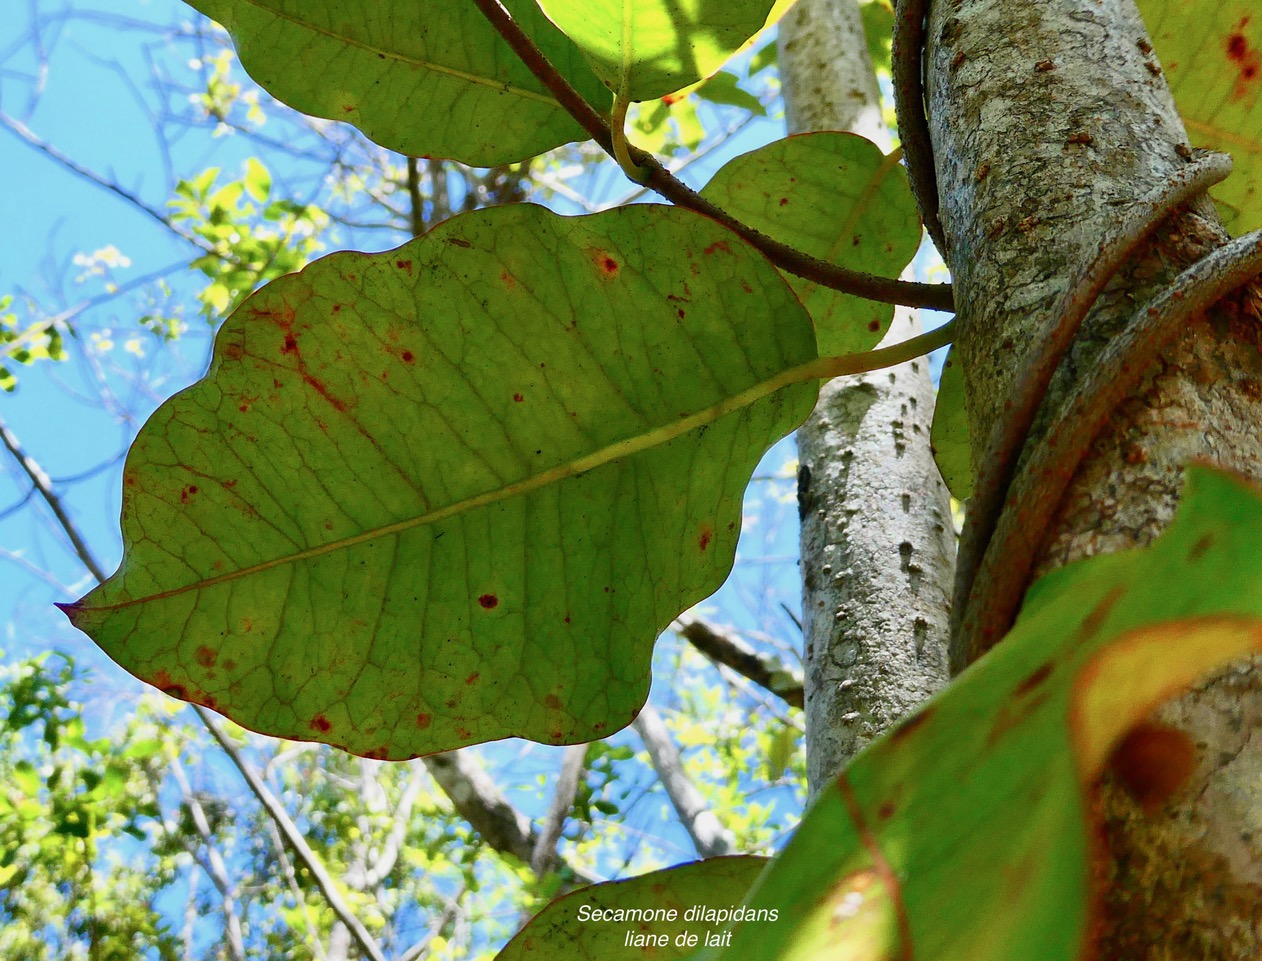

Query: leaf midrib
[74,360,825,613]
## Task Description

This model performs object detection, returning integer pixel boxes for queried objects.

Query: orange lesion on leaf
[194,645,217,668]
[698,524,713,551]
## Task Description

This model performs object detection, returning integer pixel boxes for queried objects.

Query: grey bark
[782,0,956,796]
[927,0,1262,953]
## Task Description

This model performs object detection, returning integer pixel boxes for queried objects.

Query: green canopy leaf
[699,133,921,356]
[537,0,777,102]
[929,347,971,500]
[1140,1,1262,229]
[187,0,608,164]
[61,204,817,759]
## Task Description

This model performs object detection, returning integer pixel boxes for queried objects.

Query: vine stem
[470,0,953,313]
[954,228,1262,667]
[892,0,944,254]
[950,152,1234,662]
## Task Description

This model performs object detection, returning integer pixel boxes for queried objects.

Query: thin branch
[531,744,587,875]
[675,616,804,709]
[470,0,954,313]
[0,416,107,582]
[632,704,735,858]
[195,706,389,961]
[168,757,247,961]
[422,751,593,884]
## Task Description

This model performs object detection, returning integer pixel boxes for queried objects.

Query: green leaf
[679,466,1262,961]
[498,857,768,959]
[693,71,766,116]
[1139,2,1262,229]
[929,347,971,500]
[187,0,608,164]
[62,204,817,759]
[242,157,271,203]
[538,0,776,102]
[13,761,40,797]
[700,132,921,355]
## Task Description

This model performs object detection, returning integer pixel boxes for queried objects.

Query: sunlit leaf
[187,0,608,164]
[700,132,920,355]
[538,0,777,101]
[1140,1,1262,229]
[62,204,817,759]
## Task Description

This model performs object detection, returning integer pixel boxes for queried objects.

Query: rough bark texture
[926,0,1262,953]
[782,0,955,797]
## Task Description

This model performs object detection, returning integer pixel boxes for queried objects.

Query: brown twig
[470,0,954,313]
[949,152,1232,658]
[954,228,1262,666]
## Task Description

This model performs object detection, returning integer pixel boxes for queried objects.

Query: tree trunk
[927,0,1262,953]
[782,0,956,796]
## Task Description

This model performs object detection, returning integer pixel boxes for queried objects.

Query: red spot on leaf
[165,684,189,701]
[500,270,517,289]
[677,307,685,319]
[332,304,342,313]
[878,800,897,821]
[282,333,299,355]
[310,715,332,733]
[416,712,432,729]
[366,746,389,760]
[478,593,498,609]
[401,350,414,363]
[1015,663,1054,696]
[180,485,198,504]
[1109,721,1198,814]
[513,392,524,402]
[223,659,237,672]
[779,197,789,206]
[465,672,480,685]
[544,693,561,709]
[603,257,618,274]
[703,240,732,256]
[194,646,217,668]
[456,727,472,740]
[396,259,413,273]
[698,524,713,551]
[868,319,881,332]
[1226,21,1260,96]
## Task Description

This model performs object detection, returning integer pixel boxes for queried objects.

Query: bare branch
[195,707,389,961]
[632,704,735,858]
[531,744,587,875]
[675,617,804,709]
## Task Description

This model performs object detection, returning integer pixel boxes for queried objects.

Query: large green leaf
[1139,1,1262,229]
[498,858,767,959]
[929,347,971,500]
[186,0,608,164]
[699,133,920,356]
[663,467,1258,961]
[60,204,817,759]
[538,0,777,102]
